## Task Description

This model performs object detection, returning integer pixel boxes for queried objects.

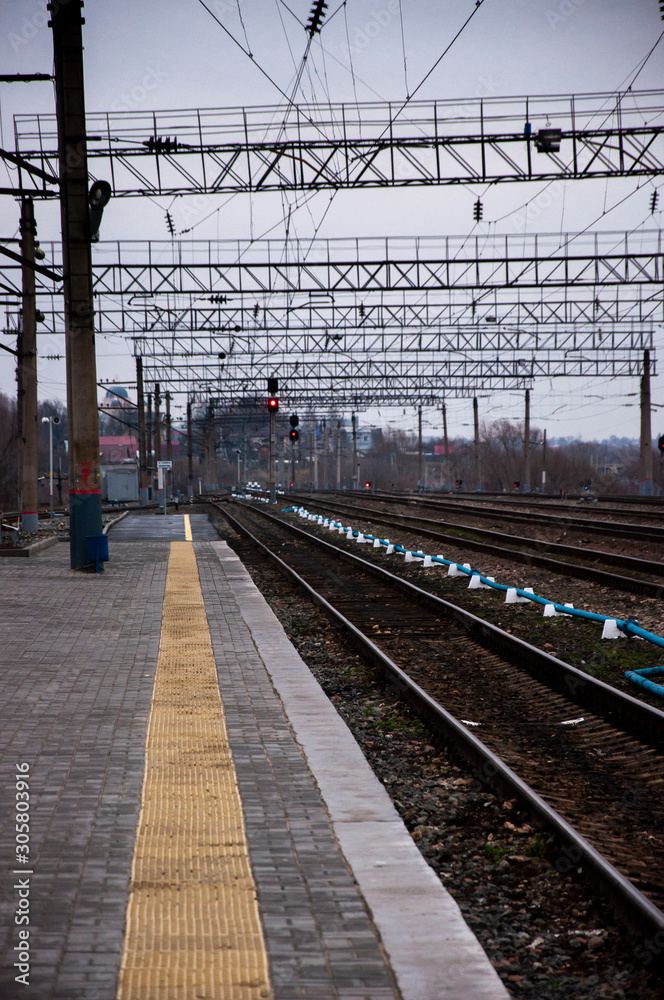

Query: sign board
[157,460,172,469]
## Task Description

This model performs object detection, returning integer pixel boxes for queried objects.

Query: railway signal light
[289,413,299,428]
[268,395,279,413]
[289,429,299,441]
[513,481,520,489]
[473,199,483,222]
[455,479,462,488]
[658,435,664,453]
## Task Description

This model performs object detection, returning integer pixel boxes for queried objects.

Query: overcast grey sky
[1,0,663,441]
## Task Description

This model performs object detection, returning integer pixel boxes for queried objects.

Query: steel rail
[361,490,664,543]
[211,497,664,938]
[286,493,664,598]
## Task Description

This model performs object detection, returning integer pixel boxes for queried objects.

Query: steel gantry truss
[138,350,648,406]
[13,90,664,197]
[2,231,662,336]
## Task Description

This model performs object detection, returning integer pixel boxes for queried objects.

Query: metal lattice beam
[126,322,653,359]
[13,90,664,197]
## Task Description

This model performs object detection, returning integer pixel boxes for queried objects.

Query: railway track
[283,492,664,598]
[211,496,664,938]
[451,490,664,515]
[354,490,664,544]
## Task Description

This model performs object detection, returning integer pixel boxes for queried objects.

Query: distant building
[99,435,138,463]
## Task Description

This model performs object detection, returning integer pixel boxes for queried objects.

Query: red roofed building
[100,435,139,464]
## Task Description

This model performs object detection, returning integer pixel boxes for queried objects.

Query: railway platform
[0,511,508,1000]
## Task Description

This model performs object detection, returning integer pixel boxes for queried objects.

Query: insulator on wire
[143,135,179,154]
[165,211,175,236]
[306,0,328,36]
[650,191,659,214]
[473,198,483,222]
[253,303,260,318]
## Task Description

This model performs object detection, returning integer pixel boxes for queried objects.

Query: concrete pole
[352,412,358,489]
[308,429,313,489]
[136,357,149,503]
[165,391,172,498]
[154,383,164,512]
[336,420,341,489]
[322,420,328,490]
[207,400,216,491]
[146,392,153,497]
[442,402,450,487]
[417,405,423,489]
[473,397,480,491]
[187,400,194,497]
[154,383,162,465]
[523,389,531,493]
[52,0,103,567]
[542,428,547,491]
[639,349,654,496]
[18,198,39,531]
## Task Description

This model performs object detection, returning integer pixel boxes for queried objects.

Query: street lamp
[41,415,60,519]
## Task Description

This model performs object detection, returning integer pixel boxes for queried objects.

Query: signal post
[268,379,278,503]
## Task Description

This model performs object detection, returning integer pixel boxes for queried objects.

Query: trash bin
[86,535,109,573]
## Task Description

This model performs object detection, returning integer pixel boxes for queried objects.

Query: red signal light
[268,396,279,412]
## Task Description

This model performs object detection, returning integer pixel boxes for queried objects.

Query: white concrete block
[601,618,625,639]
[505,587,531,604]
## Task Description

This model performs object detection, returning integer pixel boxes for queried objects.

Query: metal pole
[19,198,39,532]
[291,436,295,488]
[187,399,193,497]
[542,428,547,491]
[473,397,480,491]
[52,0,103,567]
[523,388,531,493]
[269,408,276,503]
[48,420,53,520]
[417,405,423,490]
[639,349,654,496]
[136,357,149,503]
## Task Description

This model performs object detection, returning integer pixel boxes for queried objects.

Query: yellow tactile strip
[116,541,272,1000]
